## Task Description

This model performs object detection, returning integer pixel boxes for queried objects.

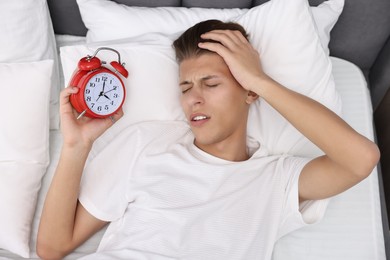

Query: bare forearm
[255,77,378,173]
[37,143,92,254]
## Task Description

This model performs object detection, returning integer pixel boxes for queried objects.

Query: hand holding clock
[38,48,127,258]
[60,87,123,148]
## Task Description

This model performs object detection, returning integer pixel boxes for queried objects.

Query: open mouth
[192,115,210,121]
[190,114,210,126]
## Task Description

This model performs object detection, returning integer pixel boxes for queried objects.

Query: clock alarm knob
[110,61,129,78]
[78,56,101,71]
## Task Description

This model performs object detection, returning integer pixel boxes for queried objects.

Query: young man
[37,20,379,260]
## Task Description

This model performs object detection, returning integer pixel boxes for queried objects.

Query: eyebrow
[179,75,219,86]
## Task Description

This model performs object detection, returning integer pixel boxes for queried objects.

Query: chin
[193,134,211,147]
[193,133,222,148]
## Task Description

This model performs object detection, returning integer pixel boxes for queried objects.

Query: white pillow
[311,0,345,55]
[0,60,53,257]
[0,0,61,129]
[77,0,344,55]
[63,0,342,157]
[236,1,343,156]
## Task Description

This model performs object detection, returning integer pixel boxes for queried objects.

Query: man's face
[179,53,250,150]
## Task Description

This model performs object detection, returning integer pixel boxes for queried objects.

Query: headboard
[47,0,390,108]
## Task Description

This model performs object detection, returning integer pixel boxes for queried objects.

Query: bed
[1,0,390,259]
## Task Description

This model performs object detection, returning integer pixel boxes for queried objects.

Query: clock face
[84,72,125,116]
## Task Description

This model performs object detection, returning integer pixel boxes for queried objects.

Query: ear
[246,91,259,104]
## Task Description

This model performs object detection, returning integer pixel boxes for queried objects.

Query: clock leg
[76,109,87,120]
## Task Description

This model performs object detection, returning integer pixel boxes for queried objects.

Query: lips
[192,115,208,121]
[190,113,210,126]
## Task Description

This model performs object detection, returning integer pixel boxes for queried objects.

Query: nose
[186,86,205,108]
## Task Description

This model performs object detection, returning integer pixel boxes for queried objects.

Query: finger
[201,30,243,48]
[113,108,124,121]
[201,30,242,44]
[198,41,230,58]
[105,108,124,125]
[60,87,78,104]
[115,108,124,118]
[206,30,252,52]
[60,87,79,115]
[231,30,250,44]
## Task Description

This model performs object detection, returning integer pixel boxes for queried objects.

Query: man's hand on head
[198,30,268,95]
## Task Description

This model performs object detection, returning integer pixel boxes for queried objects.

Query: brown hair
[173,19,249,63]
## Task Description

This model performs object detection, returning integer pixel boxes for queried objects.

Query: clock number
[85,73,124,115]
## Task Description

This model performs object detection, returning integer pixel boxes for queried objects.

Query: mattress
[0,40,385,259]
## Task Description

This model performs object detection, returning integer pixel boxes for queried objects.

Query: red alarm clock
[69,47,128,119]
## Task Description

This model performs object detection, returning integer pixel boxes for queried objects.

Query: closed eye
[181,87,192,94]
[206,84,219,88]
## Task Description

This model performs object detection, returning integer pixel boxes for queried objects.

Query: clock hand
[103,87,117,94]
[104,94,111,100]
[96,91,104,102]
[96,81,106,101]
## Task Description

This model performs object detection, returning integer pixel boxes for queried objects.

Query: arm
[199,30,380,201]
[37,87,123,260]
[257,79,380,201]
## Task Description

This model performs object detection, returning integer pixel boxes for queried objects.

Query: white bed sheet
[0,47,385,259]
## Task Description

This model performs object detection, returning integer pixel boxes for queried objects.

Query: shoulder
[251,153,311,182]
[275,155,312,189]
[278,155,311,172]
[274,155,311,177]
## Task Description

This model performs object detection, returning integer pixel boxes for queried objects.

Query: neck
[194,132,249,162]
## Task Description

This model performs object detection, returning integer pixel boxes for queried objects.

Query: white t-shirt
[79,121,328,260]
